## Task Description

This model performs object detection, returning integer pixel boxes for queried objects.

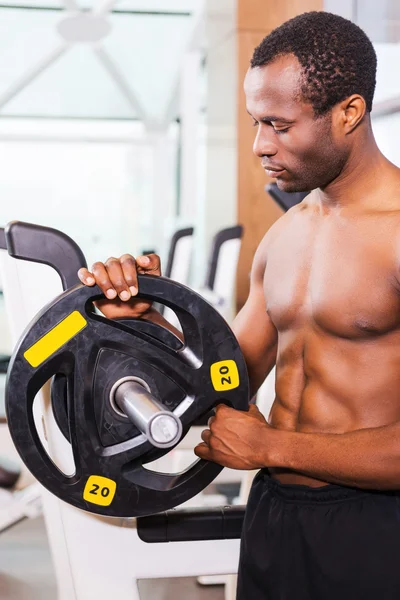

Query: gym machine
[266,182,309,211]
[196,225,243,323]
[164,226,194,285]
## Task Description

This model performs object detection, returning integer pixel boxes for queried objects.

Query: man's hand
[78,254,161,320]
[194,404,276,470]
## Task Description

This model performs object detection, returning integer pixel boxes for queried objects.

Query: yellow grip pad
[24,311,87,368]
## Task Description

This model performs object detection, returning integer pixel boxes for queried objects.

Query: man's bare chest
[264,218,400,339]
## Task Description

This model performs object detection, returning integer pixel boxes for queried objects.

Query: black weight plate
[6,275,250,517]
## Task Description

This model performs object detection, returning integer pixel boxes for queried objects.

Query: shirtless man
[78,11,400,600]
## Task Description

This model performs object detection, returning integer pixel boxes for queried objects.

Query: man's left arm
[279,420,400,489]
[195,405,400,489]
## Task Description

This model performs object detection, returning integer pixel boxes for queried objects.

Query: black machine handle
[5,221,87,291]
[164,227,194,279]
[137,505,245,543]
[204,225,243,291]
[266,183,308,212]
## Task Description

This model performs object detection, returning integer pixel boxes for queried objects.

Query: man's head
[245,11,377,193]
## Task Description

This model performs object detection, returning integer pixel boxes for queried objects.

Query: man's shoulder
[265,193,313,242]
[253,194,313,273]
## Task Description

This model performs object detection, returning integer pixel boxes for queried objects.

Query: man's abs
[267,327,400,486]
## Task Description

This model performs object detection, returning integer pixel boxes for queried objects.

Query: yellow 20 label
[210,360,240,391]
[83,476,116,507]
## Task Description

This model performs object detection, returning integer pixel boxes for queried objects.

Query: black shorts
[237,469,400,600]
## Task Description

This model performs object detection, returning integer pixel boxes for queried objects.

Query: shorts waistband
[258,469,396,504]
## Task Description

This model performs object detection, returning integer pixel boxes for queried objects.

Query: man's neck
[316,131,397,214]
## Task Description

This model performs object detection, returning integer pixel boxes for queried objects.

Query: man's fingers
[215,403,231,414]
[91,262,117,299]
[136,255,151,268]
[120,254,139,296]
[136,253,161,276]
[104,257,132,301]
[194,442,211,459]
[78,268,95,286]
[201,429,211,444]
[80,253,162,304]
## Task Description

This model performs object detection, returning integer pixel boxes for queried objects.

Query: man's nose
[253,128,278,158]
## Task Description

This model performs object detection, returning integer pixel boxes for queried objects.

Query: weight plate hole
[35,380,76,477]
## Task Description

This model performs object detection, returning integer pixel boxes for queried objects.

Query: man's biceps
[234,298,274,334]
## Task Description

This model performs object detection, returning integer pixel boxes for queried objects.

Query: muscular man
[79,12,400,600]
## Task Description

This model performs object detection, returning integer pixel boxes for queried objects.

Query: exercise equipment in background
[266,182,309,211]
[164,226,194,285]
[196,225,243,323]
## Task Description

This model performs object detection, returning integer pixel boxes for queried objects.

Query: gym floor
[0,516,225,600]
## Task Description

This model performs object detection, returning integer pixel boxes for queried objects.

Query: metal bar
[115,381,166,432]
[0,43,70,112]
[114,381,182,448]
[94,47,151,127]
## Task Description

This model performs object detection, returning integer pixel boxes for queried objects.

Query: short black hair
[251,11,377,116]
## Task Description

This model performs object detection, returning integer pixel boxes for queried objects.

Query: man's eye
[274,127,290,134]
[252,120,259,127]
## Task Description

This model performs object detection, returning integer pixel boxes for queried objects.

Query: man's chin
[275,178,312,194]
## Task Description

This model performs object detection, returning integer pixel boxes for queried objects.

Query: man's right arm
[232,237,278,397]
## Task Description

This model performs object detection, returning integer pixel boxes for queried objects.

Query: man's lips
[262,164,285,172]
[263,165,286,177]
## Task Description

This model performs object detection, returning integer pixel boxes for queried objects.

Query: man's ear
[336,94,366,134]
